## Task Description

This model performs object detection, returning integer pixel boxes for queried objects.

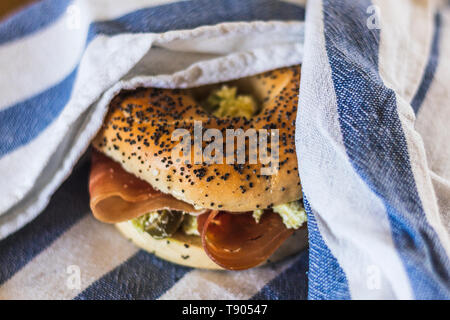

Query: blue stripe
[411,13,442,113]
[0,0,72,45]
[0,0,305,158]
[0,68,78,157]
[87,0,305,42]
[250,249,309,300]
[0,153,90,285]
[75,250,191,300]
[303,198,350,300]
[323,0,450,299]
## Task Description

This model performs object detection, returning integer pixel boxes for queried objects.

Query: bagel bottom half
[116,221,308,270]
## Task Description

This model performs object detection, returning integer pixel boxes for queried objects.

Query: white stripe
[428,172,450,232]
[415,7,450,235]
[375,0,450,255]
[375,0,433,101]
[159,257,297,300]
[0,0,87,110]
[0,215,138,300]
[297,0,412,299]
[0,0,183,111]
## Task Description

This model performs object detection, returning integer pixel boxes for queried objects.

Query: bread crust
[93,66,302,212]
[115,220,308,269]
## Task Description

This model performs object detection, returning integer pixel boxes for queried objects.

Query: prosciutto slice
[89,150,293,271]
[197,210,294,270]
[89,150,202,223]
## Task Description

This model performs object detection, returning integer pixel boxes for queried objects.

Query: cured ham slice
[89,149,295,271]
[89,150,202,223]
[197,210,294,270]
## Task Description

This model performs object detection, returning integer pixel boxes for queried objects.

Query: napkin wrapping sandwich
[0,0,449,299]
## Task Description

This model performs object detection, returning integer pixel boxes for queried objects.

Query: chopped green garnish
[204,85,257,119]
[251,201,307,229]
[181,214,200,236]
[272,201,307,229]
[252,209,264,224]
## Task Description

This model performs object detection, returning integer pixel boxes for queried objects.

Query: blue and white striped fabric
[0,0,448,300]
[298,0,450,299]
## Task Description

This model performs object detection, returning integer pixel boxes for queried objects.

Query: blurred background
[0,0,36,20]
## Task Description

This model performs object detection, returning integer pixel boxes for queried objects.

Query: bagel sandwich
[89,65,307,270]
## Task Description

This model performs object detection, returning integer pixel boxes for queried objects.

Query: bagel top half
[92,66,301,212]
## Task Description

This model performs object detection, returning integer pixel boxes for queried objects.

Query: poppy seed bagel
[92,66,302,212]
